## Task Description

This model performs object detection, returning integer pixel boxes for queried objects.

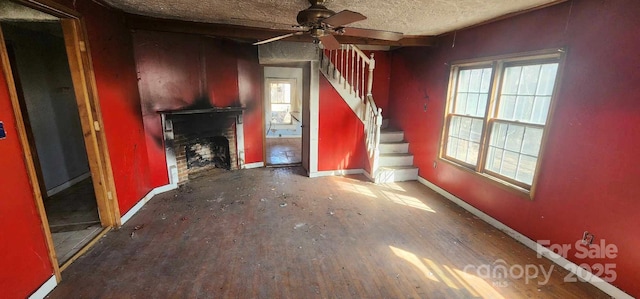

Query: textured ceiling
[0,0,58,21]
[103,0,558,36]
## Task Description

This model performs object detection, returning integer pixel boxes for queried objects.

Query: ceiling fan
[253,0,403,50]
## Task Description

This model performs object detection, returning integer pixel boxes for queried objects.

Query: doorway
[264,67,304,166]
[0,0,119,276]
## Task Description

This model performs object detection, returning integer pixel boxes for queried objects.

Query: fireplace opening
[185,136,230,171]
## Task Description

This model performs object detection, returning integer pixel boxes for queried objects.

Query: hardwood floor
[266,138,302,165]
[50,167,608,298]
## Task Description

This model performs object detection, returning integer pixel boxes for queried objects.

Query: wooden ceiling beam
[126,14,436,47]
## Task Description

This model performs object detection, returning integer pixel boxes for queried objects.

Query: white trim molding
[28,275,56,299]
[120,184,178,225]
[417,176,633,299]
[308,169,364,178]
[243,162,265,169]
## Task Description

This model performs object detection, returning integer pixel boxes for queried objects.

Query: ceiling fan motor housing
[296,3,335,27]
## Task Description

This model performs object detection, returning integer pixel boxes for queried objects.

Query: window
[269,80,295,124]
[441,51,563,192]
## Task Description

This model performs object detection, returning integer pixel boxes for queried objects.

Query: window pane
[501,151,519,178]
[516,155,537,185]
[467,142,480,165]
[531,96,551,124]
[498,95,516,119]
[502,66,521,95]
[505,124,525,152]
[445,116,482,166]
[454,93,468,114]
[480,69,492,93]
[514,96,534,122]
[447,137,458,157]
[486,121,543,185]
[536,63,558,96]
[522,127,543,156]
[477,93,488,116]
[497,62,558,128]
[270,82,291,104]
[457,70,470,93]
[470,118,483,143]
[468,69,483,92]
[517,65,541,95]
[486,147,504,172]
[454,68,492,117]
[490,122,508,147]
[465,93,479,115]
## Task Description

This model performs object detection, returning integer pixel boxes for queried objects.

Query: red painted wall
[387,0,640,296]
[1,0,156,295]
[71,2,155,215]
[365,51,391,113]
[236,46,264,164]
[0,50,53,298]
[133,31,201,186]
[133,31,265,170]
[318,76,366,171]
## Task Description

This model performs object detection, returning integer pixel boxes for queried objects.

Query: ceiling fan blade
[253,31,303,45]
[341,27,403,41]
[323,10,366,27]
[318,34,340,50]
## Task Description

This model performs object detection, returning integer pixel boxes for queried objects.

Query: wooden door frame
[0,0,120,281]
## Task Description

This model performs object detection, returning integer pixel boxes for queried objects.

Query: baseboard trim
[28,275,56,299]
[308,169,364,178]
[46,172,91,197]
[417,176,633,299]
[243,162,265,169]
[120,184,178,225]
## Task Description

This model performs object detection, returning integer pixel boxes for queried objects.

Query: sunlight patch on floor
[381,190,436,213]
[390,245,505,299]
[335,181,378,198]
[390,246,441,283]
[379,182,407,192]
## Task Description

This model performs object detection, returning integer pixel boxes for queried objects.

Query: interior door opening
[264,66,304,166]
[0,0,116,271]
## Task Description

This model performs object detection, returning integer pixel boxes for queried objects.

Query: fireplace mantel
[159,107,245,116]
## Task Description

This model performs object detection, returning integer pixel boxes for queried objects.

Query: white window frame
[439,49,566,197]
[266,78,297,127]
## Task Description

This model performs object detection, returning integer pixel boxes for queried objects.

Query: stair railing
[320,44,383,179]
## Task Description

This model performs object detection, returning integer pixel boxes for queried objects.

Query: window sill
[437,157,534,201]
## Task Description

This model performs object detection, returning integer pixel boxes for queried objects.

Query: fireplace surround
[161,107,244,184]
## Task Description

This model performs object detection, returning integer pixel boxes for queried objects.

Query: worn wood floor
[49,167,608,298]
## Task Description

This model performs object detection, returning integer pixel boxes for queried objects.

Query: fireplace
[161,107,245,184]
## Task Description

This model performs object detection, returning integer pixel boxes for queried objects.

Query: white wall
[3,22,90,191]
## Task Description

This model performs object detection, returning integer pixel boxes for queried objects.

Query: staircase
[319,45,418,183]
[376,126,419,182]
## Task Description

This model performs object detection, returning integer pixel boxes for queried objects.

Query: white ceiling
[103,0,559,36]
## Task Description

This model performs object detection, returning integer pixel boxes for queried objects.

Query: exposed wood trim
[59,227,111,272]
[15,0,80,18]
[60,18,121,226]
[0,25,62,281]
[126,14,437,47]
[438,0,569,38]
